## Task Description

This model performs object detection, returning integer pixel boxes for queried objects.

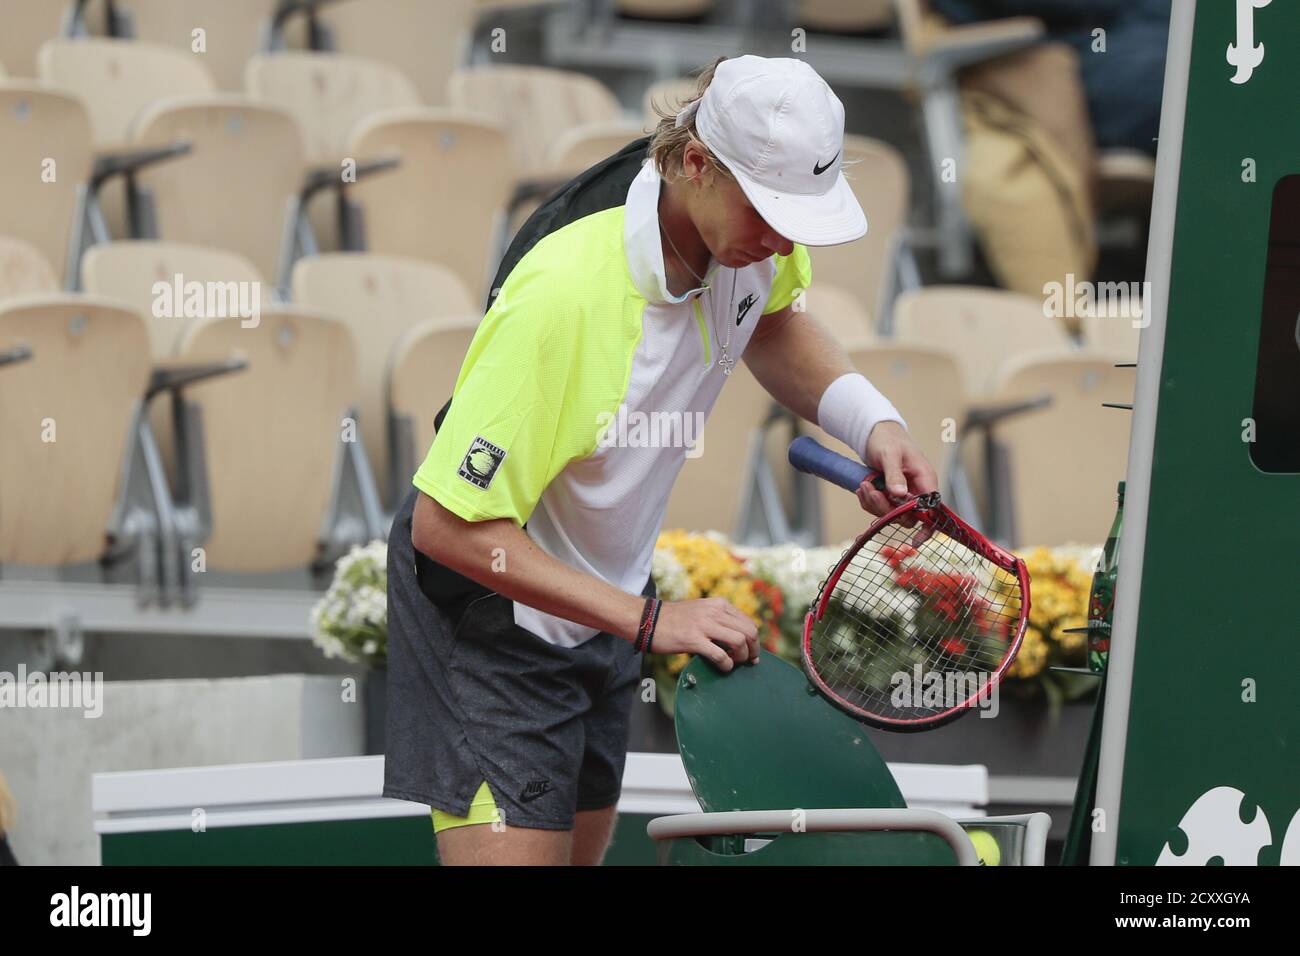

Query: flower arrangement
[310,540,388,669]
[648,531,1101,718]
[1001,544,1100,711]
[308,530,1099,721]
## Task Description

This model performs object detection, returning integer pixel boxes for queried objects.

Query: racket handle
[788,436,886,493]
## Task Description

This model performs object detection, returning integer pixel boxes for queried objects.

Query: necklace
[660,219,735,375]
[711,270,736,376]
[659,217,708,288]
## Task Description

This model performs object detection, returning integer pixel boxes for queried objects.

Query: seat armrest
[146,357,249,403]
[921,17,1046,72]
[647,808,979,865]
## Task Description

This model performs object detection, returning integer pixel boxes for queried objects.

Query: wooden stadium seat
[81,240,265,357]
[986,350,1132,548]
[293,252,477,507]
[245,51,420,164]
[501,118,647,242]
[808,135,910,327]
[893,286,1074,395]
[387,318,482,500]
[0,82,94,288]
[796,0,894,33]
[38,38,218,246]
[0,0,68,79]
[81,239,267,493]
[0,294,152,567]
[130,95,306,282]
[663,362,779,538]
[0,237,58,301]
[246,51,422,253]
[448,65,624,178]
[1080,304,1144,361]
[111,0,279,92]
[804,283,876,351]
[312,0,477,106]
[799,344,967,545]
[346,108,512,303]
[546,120,650,177]
[173,305,369,572]
[38,38,217,148]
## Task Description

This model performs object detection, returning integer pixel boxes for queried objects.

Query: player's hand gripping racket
[790,436,1030,731]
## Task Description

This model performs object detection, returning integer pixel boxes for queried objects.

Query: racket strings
[808,508,1025,723]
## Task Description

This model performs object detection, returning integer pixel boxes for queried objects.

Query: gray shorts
[382,488,651,830]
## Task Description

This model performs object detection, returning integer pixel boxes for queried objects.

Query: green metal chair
[646,655,1051,865]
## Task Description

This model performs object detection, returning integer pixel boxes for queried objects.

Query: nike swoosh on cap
[813,151,840,176]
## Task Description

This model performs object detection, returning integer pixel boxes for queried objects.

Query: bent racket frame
[791,436,1031,732]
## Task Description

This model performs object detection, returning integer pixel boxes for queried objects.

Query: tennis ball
[966,829,1001,866]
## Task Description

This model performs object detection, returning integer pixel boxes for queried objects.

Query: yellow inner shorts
[431,781,500,833]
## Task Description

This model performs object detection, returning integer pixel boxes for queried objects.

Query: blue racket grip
[788,436,886,493]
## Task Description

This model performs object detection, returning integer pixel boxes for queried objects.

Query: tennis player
[384,54,939,865]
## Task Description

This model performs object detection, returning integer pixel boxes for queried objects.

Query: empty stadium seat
[129,95,306,283]
[448,64,625,178]
[245,51,419,164]
[808,135,911,328]
[986,350,1132,547]
[798,344,967,545]
[38,38,219,248]
[0,294,164,588]
[546,120,650,176]
[308,0,477,106]
[81,239,268,494]
[0,82,94,288]
[0,237,59,300]
[111,0,279,92]
[293,252,478,508]
[893,286,1074,395]
[387,318,482,503]
[345,108,513,302]
[38,38,217,148]
[0,0,70,79]
[81,240,266,356]
[1080,304,1144,361]
[171,304,383,577]
[804,283,876,351]
[504,118,647,240]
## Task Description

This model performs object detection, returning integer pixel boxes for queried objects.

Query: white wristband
[816,372,908,461]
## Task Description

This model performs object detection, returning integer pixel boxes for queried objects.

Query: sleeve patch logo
[457,436,507,490]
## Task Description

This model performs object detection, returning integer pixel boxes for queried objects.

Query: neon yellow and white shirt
[412,138,812,647]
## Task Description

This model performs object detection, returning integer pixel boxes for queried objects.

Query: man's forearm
[412,492,645,641]
[743,310,855,424]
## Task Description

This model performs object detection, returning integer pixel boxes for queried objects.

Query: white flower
[651,547,691,602]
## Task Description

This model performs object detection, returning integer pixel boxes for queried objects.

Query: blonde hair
[646,57,735,184]
[0,771,15,835]
[646,56,861,189]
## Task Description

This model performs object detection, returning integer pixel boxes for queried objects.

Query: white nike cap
[675,55,867,247]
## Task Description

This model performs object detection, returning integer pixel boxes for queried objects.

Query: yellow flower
[1009,626,1049,679]
[1052,614,1088,654]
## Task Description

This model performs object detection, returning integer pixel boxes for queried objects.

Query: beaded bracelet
[635,597,662,653]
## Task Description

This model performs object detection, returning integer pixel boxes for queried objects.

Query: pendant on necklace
[718,353,734,376]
